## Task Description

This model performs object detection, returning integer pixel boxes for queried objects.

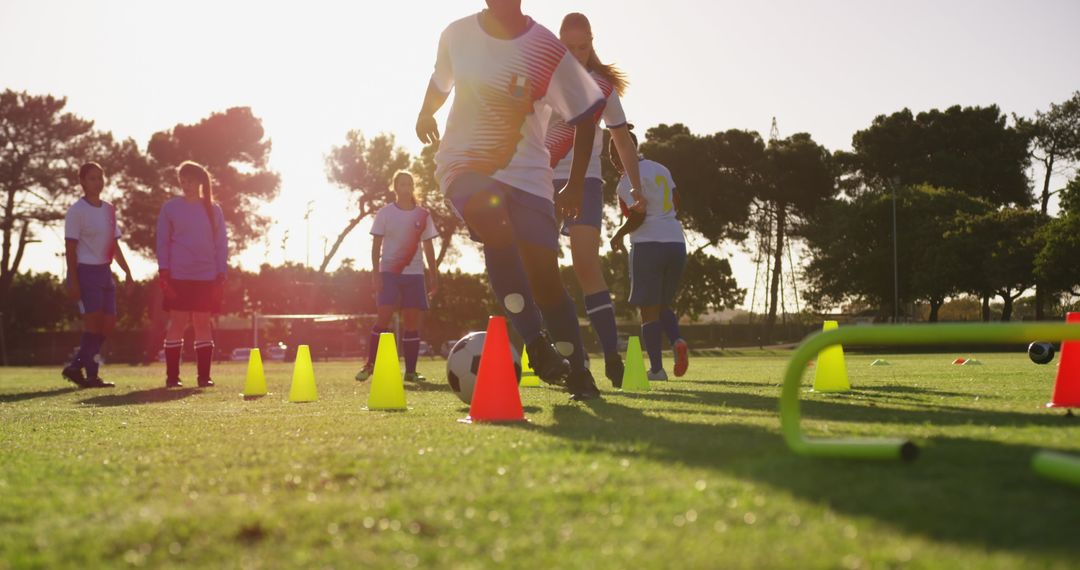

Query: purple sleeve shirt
[156,197,229,280]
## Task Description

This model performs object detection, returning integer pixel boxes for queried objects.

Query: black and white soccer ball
[446,331,522,404]
[1028,342,1056,365]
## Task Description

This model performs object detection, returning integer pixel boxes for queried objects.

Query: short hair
[78,162,104,182]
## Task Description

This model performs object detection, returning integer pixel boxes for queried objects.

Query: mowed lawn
[2,352,1079,569]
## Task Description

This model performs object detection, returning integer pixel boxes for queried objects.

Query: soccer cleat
[165,377,183,388]
[197,377,215,388]
[354,363,374,382]
[403,372,426,383]
[673,339,689,377]
[647,368,669,382]
[62,366,89,388]
[83,377,115,388]
[604,352,625,389]
[567,367,602,401]
[525,332,570,386]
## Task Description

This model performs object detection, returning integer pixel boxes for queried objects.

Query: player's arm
[555,116,597,219]
[112,240,134,285]
[609,125,645,210]
[609,209,645,253]
[416,83,449,145]
[422,239,439,296]
[64,239,80,300]
[371,236,384,294]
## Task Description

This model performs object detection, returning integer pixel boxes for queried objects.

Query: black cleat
[604,352,625,389]
[567,367,602,401]
[165,377,183,388]
[197,377,215,388]
[84,377,115,388]
[525,332,570,386]
[354,363,374,382]
[62,366,89,388]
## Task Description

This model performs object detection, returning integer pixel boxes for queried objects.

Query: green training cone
[812,321,850,392]
[519,344,541,387]
[368,333,407,410]
[241,348,267,398]
[622,336,650,392]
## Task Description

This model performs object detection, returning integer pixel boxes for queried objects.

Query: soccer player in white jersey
[609,131,690,380]
[62,162,134,388]
[545,12,646,389]
[355,171,439,383]
[416,0,605,400]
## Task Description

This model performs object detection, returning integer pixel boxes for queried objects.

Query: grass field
[2,351,1079,569]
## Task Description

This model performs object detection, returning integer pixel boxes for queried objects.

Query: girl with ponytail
[156,161,229,388]
[544,12,645,388]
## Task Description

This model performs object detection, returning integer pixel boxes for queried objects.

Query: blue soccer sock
[483,243,544,344]
[84,333,106,379]
[72,332,96,370]
[642,321,664,373]
[402,330,420,374]
[366,326,385,366]
[584,290,618,356]
[539,293,587,372]
[660,308,683,346]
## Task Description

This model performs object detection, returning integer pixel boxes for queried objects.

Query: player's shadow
[0,387,78,403]
[79,387,199,407]
[523,399,1080,558]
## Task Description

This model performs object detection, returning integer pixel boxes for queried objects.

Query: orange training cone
[1047,312,1080,409]
[463,316,525,423]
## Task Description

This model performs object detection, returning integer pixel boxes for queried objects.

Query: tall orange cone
[812,321,850,393]
[1047,312,1080,409]
[462,316,525,423]
[519,344,541,387]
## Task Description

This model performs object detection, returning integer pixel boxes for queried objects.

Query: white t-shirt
[617,159,685,244]
[370,203,438,275]
[430,13,604,202]
[548,70,627,181]
[64,198,120,265]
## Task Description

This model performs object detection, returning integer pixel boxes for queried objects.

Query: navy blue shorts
[163,279,222,313]
[72,264,116,315]
[447,172,559,251]
[629,242,687,307]
[556,177,604,236]
[377,272,429,310]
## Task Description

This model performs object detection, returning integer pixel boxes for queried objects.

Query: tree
[0,90,136,305]
[410,142,463,269]
[320,131,410,273]
[842,105,1032,206]
[1035,176,1080,298]
[1,271,71,332]
[115,107,281,258]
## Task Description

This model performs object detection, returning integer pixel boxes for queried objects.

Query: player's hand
[66,280,81,301]
[373,272,383,295]
[416,113,440,145]
[427,272,439,297]
[630,190,647,212]
[555,179,585,219]
[609,235,626,254]
[159,271,178,301]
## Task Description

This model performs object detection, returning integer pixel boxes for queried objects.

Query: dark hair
[607,123,639,162]
[177,161,216,234]
[560,13,628,95]
[78,162,104,183]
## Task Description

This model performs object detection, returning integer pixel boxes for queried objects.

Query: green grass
[2,352,1079,569]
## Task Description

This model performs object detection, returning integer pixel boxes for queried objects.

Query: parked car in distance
[265,343,287,361]
[231,348,252,362]
[418,341,434,357]
[441,340,457,358]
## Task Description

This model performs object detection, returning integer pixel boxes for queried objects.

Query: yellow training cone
[288,345,318,403]
[368,333,407,410]
[519,344,541,387]
[241,348,267,398]
[812,321,850,392]
[621,336,650,392]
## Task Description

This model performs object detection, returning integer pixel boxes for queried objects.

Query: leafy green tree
[1016,92,1080,214]
[1,271,71,332]
[320,131,410,273]
[1035,176,1080,298]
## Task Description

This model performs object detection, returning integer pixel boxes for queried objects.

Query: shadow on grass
[517,398,1080,557]
[79,387,199,407]
[0,387,79,403]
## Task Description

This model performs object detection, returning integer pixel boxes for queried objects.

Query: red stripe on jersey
[544,71,614,167]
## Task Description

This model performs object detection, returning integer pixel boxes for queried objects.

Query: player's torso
[548,71,615,179]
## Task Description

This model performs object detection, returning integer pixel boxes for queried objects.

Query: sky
[2,0,1078,309]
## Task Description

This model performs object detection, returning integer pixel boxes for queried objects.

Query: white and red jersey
[617,159,685,244]
[370,204,438,275]
[64,198,120,265]
[546,70,627,181]
[430,13,604,202]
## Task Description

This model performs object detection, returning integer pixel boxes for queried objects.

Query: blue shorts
[72,264,116,315]
[556,177,604,236]
[629,242,687,307]
[378,272,429,310]
[447,172,559,251]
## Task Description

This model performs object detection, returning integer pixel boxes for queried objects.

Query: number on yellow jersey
[655,174,673,213]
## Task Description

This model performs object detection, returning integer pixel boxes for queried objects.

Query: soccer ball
[1028,342,1056,365]
[446,331,521,404]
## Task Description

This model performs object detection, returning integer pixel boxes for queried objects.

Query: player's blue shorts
[72,263,116,315]
[446,172,559,251]
[629,242,687,307]
[377,272,429,310]
[556,177,604,236]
